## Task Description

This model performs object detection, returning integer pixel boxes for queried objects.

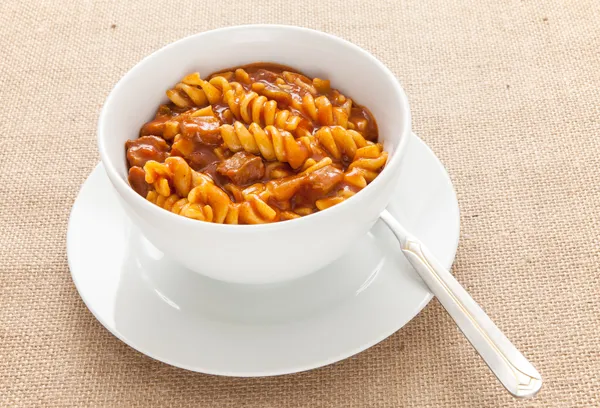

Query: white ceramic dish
[68,134,459,376]
[97,25,411,284]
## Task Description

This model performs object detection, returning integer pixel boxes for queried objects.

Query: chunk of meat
[253,69,280,83]
[251,81,293,105]
[306,165,344,195]
[187,144,220,170]
[128,166,149,197]
[125,135,170,167]
[217,152,265,186]
[180,116,221,145]
[266,174,305,202]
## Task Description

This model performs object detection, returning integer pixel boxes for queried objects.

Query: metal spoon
[380,209,542,398]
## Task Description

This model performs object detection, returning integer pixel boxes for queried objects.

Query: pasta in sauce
[125,63,388,224]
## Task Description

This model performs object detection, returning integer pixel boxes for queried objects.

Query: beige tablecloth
[1,0,599,406]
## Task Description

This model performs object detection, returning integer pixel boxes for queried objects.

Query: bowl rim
[97,24,412,232]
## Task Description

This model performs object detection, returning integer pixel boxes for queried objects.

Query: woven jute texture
[1,0,599,406]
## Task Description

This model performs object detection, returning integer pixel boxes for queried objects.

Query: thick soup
[125,63,388,224]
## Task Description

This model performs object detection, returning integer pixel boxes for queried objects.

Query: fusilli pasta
[126,63,387,224]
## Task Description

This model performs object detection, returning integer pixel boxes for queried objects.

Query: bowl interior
[99,25,409,187]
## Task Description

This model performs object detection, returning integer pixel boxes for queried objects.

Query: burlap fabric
[1,0,599,406]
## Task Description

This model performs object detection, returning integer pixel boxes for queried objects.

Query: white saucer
[67,133,459,376]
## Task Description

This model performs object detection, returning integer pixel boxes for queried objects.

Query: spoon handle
[380,210,542,398]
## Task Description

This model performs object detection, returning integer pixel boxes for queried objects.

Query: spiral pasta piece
[166,73,208,108]
[223,88,303,132]
[187,175,238,223]
[314,126,370,160]
[264,71,358,132]
[292,93,351,128]
[250,81,295,106]
[342,143,388,191]
[165,72,244,108]
[271,71,352,128]
[147,191,213,221]
[282,71,319,96]
[234,68,252,84]
[315,144,388,211]
[144,157,232,223]
[220,122,311,169]
[199,75,246,105]
[348,144,388,173]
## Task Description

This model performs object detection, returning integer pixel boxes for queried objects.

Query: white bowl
[97,25,411,285]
